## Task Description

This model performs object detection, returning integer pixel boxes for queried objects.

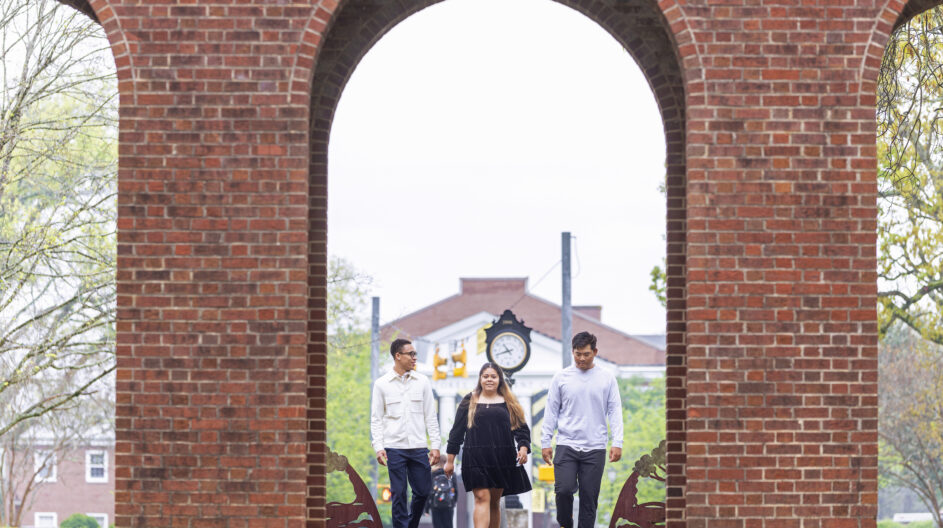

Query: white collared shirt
[370,369,441,452]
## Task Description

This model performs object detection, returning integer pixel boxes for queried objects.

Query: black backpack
[430,472,456,509]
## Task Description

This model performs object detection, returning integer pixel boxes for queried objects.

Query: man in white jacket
[371,338,441,528]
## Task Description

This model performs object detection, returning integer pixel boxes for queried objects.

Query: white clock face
[490,333,527,370]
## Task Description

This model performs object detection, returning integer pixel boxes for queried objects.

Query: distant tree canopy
[877,7,943,346]
[876,9,943,526]
[0,0,117,437]
[879,327,943,527]
[0,2,115,525]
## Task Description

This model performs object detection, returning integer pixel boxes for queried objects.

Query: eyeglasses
[398,351,418,358]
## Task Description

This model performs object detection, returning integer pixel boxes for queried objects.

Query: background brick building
[16,439,114,528]
[50,0,924,526]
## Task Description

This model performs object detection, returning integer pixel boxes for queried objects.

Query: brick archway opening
[306,0,688,524]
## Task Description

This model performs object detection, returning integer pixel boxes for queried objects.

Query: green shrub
[60,514,100,528]
[878,521,940,528]
[877,521,903,528]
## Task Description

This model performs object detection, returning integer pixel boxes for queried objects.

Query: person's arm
[446,396,469,456]
[444,397,469,478]
[423,379,441,464]
[606,374,623,462]
[513,420,531,453]
[370,381,387,465]
[541,375,562,464]
[513,419,531,465]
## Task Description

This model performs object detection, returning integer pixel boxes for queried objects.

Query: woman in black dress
[444,363,532,528]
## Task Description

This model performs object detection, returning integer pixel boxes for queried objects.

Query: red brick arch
[41,0,907,526]
[298,0,693,525]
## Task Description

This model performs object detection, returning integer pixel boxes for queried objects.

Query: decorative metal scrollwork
[609,440,667,528]
[327,450,383,528]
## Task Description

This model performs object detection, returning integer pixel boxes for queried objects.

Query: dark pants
[553,445,606,528]
[431,507,453,528]
[387,448,432,528]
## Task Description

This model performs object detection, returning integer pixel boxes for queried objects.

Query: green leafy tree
[647,263,666,309]
[0,0,116,437]
[647,176,667,310]
[877,8,943,345]
[879,327,943,528]
[0,2,116,524]
[876,8,943,527]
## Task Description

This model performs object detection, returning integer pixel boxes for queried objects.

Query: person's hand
[376,450,388,466]
[516,446,528,465]
[609,446,622,463]
[429,449,441,466]
[444,460,454,478]
[542,447,553,465]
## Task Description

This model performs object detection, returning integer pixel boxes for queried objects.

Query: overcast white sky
[327,0,667,335]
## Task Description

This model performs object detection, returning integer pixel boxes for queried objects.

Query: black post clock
[484,309,532,382]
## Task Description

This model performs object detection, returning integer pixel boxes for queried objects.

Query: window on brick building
[86,449,108,483]
[35,512,58,528]
[88,513,108,528]
[34,450,56,483]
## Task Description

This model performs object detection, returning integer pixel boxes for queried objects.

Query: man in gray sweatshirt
[541,331,623,528]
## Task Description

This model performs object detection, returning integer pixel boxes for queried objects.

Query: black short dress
[446,394,532,496]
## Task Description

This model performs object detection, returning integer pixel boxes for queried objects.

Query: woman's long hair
[466,363,526,430]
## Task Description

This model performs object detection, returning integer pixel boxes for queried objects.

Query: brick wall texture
[64,0,930,526]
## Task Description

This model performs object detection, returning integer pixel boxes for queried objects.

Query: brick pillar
[105,2,315,527]
[682,2,887,526]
